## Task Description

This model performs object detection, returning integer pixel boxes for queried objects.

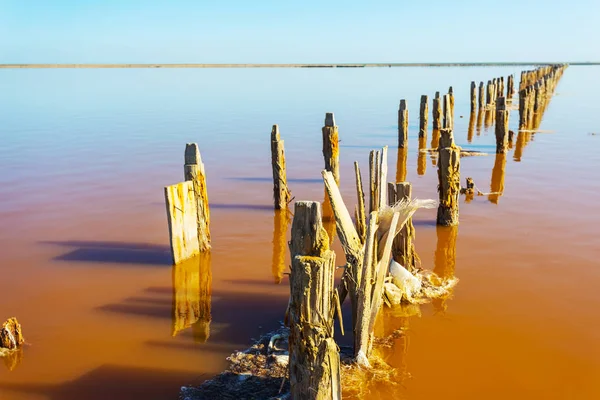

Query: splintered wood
[184,143,211,251]
[270,125,292,209]
[165,181,200,264]
[1,318,24,351]
[323,112,340,185]
[288,201,341,400]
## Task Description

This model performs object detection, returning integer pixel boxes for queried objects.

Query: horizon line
[0,62,598,69]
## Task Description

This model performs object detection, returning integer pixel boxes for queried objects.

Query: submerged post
[419,95,428,139]
[436,129,460,226]
[271,125,292,209]
[288,201,341,400]
[322,113,340,185]
[495,97,509,153]
[398,100,409,148]
[183,143,211,252]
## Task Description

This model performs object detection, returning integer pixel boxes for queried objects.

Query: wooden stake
[322,113,340,185]
[436,129,460,226]
[432,96,442,130]
[443,94,453,129]
[478,81,485,109]
[391,182,419,273]
[271,125,291,210]
[354,162,367,244]
[288,201,341,400]
[165,181,201,264]
[398,100,409,148]
[272,209,291,283]
[419,95,428,139]
[417,136,427,176]
[470,81,477,112]
[184,143,211,252]
[495,97,509,153]
[395,146,407,183]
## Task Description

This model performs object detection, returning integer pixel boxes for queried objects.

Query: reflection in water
[2,348,23,371]
[433,226,458,314]
[171,252,212,343]
[484,109,493,130]
[476,108,483,136]
[272,209,291,284]
[467,112,476,143]
[396,146,408,182]
[430,128,440,166]
[417,136,427,176]
[513,131,531,162]
[322,191,337,246]
[489,153,507,204]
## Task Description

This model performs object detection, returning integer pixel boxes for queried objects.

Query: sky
[1,0,599,63]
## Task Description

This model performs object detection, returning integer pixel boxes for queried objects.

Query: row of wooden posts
[162,63,567,399]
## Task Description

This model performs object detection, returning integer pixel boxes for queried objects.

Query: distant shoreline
[0,62,599,69]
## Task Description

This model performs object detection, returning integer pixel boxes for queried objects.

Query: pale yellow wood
[164,181,200,264]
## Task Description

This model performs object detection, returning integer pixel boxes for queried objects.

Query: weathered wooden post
[391,182,419,273]
[432,95,442,130]
[507,74,515,99]
[272,209,291,284]
[418,136,427,176]
[443,94,453,129]
[396,146,407,183]
[486,80,493,107]
[436,129,460,226]
[419,95,428,139]
[322,112,340,185]
[288,201,341,400]
[470,81,477,112]
[165,181,200,264]
[271,125,292,210]
[495,97,509,153]
[478,81,485,109]
[398,100,409,148]
[184,143,211,252]
[448,86,455,125]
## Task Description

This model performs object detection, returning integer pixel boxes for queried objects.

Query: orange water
[1,67,599,399]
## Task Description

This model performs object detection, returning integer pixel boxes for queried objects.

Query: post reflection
[430,128,440,166]
[272,208,291,284]
[489,153,507,204]
[171,251,212,343]
[476,108,483,136]
[396,146,408,182]
[484,109,493,129]
[417,136,427,176]
[2,348,23,371]
[467,112,476,143]
[513,131,531,162]
[432,225,458,314]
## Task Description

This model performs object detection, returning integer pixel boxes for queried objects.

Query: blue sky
[1,0,598,63]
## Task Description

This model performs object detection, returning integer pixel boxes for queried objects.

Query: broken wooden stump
[184,143,211,252]
[354,162,367,244]
[270,125,291,210]
[436,129,460,226]
[495,97,509,153]
[1,318,24,351]
[432,95,442,130]
[288,201,341,400]
[322,112,340,185]
[390,182,419,274]
[398,100,409,148]
[419,95,428,139]
[165,180,201,264]
[470,81,477,112]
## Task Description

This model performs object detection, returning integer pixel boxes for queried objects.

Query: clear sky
[1,0,598,63]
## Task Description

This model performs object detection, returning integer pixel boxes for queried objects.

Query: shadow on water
[226,177,322,184]
[0,364,206,400]
[39,241,172,266]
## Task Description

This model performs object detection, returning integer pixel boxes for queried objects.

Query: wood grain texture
[398,100,409,148]
[419,95,429,139]
[270,125,292,209]
[436,129,460,226]
[165,181,200,264]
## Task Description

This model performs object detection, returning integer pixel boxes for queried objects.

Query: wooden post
[165,181,201,264]
[442,94,453,129]
[419,95,428,139]
[271,125,291,210]
[391,182,418,273]
[470,81,477,112]
[436,129,460,226]
[396,146,407,183]
[354,162,367,244]
[478,81,485,109]
[486,80,492,106]
[432,96,442,130]
[322,112,340,185]
[288,201,341,400]
[449,89,455,128]
[417,136,427,176]
[495,97,509,154]
[369,150,379,213]
[184,143,211,252]
[398,100,408,148]
[507,75,514,100]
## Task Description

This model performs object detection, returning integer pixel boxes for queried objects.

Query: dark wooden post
[271,125,292,209]
[398,99,409,148]
[495,97,509,153]
[436,129,460,226]
[322,112,340,185]
[419,95,428,139]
